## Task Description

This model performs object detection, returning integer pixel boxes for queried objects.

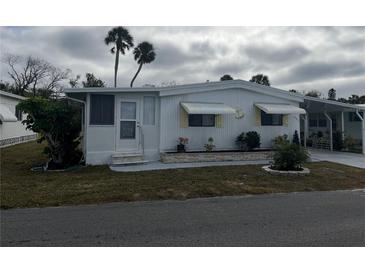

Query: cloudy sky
[1,26,364,98]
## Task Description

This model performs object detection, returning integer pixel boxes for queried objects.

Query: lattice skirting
[0,134,38,148]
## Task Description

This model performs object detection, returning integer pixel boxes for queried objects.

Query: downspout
[324,112,333,151]
[355,109,365,155]
[66,96,87,160]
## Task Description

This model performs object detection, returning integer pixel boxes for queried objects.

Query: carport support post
[355,109,365,155]
[324,112,333,151]
[341,111,345,142]
[304,113,308,148]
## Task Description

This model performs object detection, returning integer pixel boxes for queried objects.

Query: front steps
[111,152,148,166]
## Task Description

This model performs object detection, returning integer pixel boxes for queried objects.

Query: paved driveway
[310,149,365,169]
[1,190,365,246]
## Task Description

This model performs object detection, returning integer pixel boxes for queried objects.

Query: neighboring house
[0,90,37,147]
[65,80,365,165]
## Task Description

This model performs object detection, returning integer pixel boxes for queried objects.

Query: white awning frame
[181,102,236,114]
[0,104,18,122]
[255,103,306,115]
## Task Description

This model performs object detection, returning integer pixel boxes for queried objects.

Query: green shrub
[18,97,82,169]
[236,132,247,151]
[236,131,260,151]
[273,134,289,147]
[272,143,309,171]
[344,136,358,150]
[245,131,261,150]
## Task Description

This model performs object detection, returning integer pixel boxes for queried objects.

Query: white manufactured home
[65,80,365,165]
[0,90,37,147]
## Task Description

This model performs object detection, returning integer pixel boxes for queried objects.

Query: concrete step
[111,160,149,166]
[111,152,145,165]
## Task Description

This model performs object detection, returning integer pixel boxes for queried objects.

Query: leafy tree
[249,74,270,86]
[347,94,365,104]
[220,74,233,81]
[0,81,17,93]
[17,97,82,169]
[69,75,81,88]
[82,73,105,87]
[305,90,321,98]
[328,88,336,100]
[104,27,134,88]
[130,42,156,88]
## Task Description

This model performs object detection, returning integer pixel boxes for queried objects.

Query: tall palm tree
[130,42,156,88]
[104,27,134,87]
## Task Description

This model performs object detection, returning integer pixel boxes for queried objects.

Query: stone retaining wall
[160,151,273,163]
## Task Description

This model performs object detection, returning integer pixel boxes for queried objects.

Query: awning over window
[181,102,236,114]
[0,104,17,122]
[255,103,306,114]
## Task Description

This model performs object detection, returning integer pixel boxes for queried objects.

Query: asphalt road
[1,190,365,246]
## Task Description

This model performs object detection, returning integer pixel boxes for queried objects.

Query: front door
[118,99,140,152]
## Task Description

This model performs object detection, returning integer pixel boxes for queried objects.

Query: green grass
[1,141,365,209]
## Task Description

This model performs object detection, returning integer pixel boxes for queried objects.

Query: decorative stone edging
[262,165,310,175]
[160,151,273,163]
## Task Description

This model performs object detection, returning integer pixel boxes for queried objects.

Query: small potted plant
[177,137,189,152]
[204,137,215,152]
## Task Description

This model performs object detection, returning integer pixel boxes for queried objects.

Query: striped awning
[181,102,236,114]
[255,103,306,114]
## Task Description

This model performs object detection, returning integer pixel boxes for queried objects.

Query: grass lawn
[1,141,365,209]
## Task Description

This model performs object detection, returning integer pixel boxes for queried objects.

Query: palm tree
[130,42,156,88]
[104,27,134,87]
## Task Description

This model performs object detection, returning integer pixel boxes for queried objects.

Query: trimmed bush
[272,143,309,171]
[236,131,260,151]
[245,131,261,150]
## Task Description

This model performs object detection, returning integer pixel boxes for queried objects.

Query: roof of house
[64,79,365,110]
[0,90,26,101]
[65,79,304,103]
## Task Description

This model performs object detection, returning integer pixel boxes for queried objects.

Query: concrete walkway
[110,159,270,172]
[309,149,365,169]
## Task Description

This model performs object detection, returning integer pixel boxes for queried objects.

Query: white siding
[85,92,160,165]
[159,88,300,152]
[0,95,35,141]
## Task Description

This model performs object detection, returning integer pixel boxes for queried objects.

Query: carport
[300,97,365,154]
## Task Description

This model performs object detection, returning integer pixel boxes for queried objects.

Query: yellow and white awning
[181,102,236,114]
[0,104,17,122]
[255,103,306,114]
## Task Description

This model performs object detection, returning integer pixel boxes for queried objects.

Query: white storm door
[118,100,140,152]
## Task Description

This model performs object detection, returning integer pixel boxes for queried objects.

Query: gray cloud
[244,44,310,64]
[0,26,364,97]
[277,60,365,84]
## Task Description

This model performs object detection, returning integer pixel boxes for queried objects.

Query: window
[143,96,155,125]
[120,101,137,139]
[90,94,114,125]
[120,121,136,139]
[15,105,22,121]
[188,114,215,127]
[261,111,283,126]
[349,112,363,122]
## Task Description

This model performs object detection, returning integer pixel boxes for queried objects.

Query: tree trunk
[130,63,143,88]
[114,49,119,88]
